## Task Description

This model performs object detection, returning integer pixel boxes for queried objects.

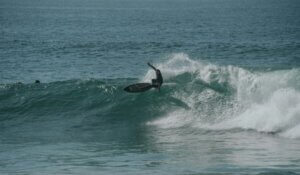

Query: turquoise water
[1,0,300,174]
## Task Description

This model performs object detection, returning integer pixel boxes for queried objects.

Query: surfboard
[124,83,153,93]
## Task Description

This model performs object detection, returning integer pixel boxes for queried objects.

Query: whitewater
[145,54,300,139]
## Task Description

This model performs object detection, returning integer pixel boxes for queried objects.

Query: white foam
[220,89,300,134]
[146,53,300,139]
[146,109,194,129]
[280,124,300,139]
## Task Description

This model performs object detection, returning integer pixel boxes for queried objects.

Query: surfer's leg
[152,79,158,85]
[152,79,160,89]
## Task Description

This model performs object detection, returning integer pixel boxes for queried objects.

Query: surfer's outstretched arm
[147,62,157,71]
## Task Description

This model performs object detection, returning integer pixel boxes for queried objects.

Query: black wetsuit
[148,63,163,90]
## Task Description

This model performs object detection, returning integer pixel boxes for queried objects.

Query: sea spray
[146,53,300,139]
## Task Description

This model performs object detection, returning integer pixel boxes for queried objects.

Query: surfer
[123,63,163,93]
[147,62,163,91]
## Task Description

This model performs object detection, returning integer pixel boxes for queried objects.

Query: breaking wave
[1,53,300,140]
[146,53,300,139]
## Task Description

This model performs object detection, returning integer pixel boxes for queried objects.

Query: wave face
[1,53,300,141]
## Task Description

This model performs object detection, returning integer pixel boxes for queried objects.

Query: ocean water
[1,0,300,174]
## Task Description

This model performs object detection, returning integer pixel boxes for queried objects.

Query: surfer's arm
[147,62,157,71]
